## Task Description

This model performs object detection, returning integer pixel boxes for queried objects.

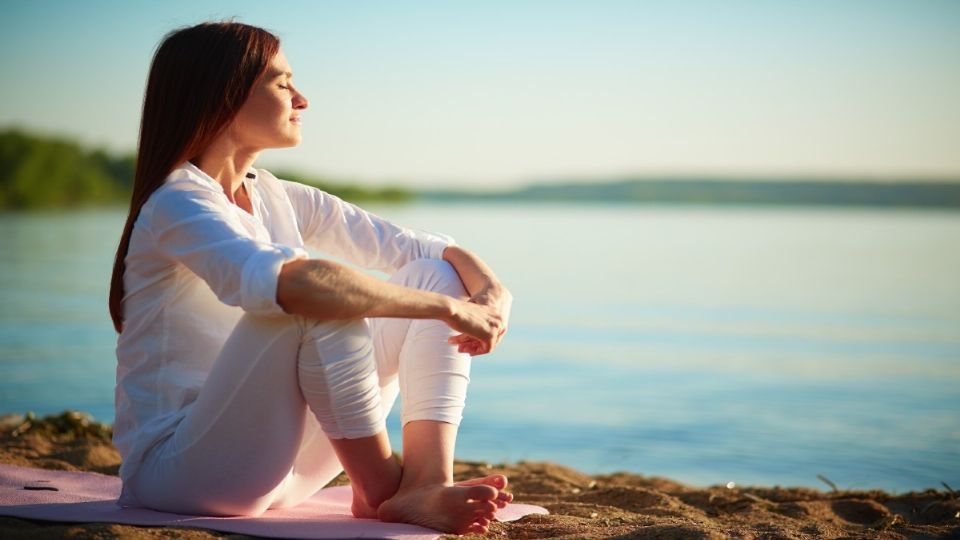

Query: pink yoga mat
[0,464,547,539]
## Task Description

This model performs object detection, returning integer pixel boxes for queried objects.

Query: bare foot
[456,474,514,509]
[351,491,379,519]
[378,481,499,534]
[353,474,512,520]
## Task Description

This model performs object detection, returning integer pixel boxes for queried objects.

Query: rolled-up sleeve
[280,179,453,273]
[149,187,307,316]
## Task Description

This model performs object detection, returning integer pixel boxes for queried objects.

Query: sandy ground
[1,412,958,539]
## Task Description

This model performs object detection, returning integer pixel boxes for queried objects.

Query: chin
[270,135,301,148]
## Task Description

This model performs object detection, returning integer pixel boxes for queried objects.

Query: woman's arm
[279,179,449,273]
[277,258,504,344]
[442,245,513,356]
[278,179,510,353]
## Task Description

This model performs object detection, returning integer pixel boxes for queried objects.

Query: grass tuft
[816,474,839,493]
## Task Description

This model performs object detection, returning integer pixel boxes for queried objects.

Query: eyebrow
[269,69,293,79]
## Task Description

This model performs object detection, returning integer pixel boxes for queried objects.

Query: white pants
[128,259,471,515]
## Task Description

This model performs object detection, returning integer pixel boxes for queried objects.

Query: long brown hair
[108,22,280,332]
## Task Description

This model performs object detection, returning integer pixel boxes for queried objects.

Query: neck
[193,136,260,203]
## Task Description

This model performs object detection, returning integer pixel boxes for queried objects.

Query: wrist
[436,295,458,322]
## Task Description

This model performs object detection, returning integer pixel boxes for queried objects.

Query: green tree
[0,128,132,209]
[0,128,412,210]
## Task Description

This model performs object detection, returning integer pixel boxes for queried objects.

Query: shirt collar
[179,161,259,192]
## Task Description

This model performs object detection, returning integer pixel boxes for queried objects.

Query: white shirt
[114,162,451,489]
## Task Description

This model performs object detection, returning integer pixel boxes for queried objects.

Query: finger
[457,336,481,348]
[492,327,507,348]
[447,334,473,344]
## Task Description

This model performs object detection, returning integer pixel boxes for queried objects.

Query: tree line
[0,128,133,209]
[0,128,411,210]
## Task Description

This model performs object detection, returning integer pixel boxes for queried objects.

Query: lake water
[1,204,958,493]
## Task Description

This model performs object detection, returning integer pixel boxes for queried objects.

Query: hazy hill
[424,178,960,208]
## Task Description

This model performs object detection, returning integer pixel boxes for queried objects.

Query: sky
[2,0,959,188]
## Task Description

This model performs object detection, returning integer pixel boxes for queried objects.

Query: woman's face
[229,49,308,150]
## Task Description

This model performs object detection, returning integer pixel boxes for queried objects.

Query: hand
[446,288,512,356]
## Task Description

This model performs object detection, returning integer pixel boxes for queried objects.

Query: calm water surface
[0,204,957,492]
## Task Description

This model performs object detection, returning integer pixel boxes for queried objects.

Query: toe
[485,474,507,489]
[464,484,498,501]
[458,474,507,489]
[493,490,512,508]
[469,498,498,517]
[475,499,497,515]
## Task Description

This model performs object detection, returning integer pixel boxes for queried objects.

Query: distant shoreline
[5,179,960,211]
[5,128,960,210]
[423,178,960,209]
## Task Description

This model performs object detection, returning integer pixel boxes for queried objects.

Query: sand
[1,411,957,539]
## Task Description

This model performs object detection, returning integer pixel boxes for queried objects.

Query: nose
[293,87,308,110]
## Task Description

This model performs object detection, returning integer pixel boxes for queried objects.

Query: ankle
[400,471,453,491]
[357,474,401,509]
[398,420,458,489]
[353,457,403,509]
[362,486,396,510]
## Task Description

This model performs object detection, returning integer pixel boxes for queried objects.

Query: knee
[391,258,466,297]
[300,318,371,351]
[297,320,385,440]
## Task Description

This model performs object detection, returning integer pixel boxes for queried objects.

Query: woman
[108,21,513,535]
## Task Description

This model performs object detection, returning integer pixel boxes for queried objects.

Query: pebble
[0,413,26,431]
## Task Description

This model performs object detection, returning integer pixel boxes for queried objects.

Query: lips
[290,116,302,125]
